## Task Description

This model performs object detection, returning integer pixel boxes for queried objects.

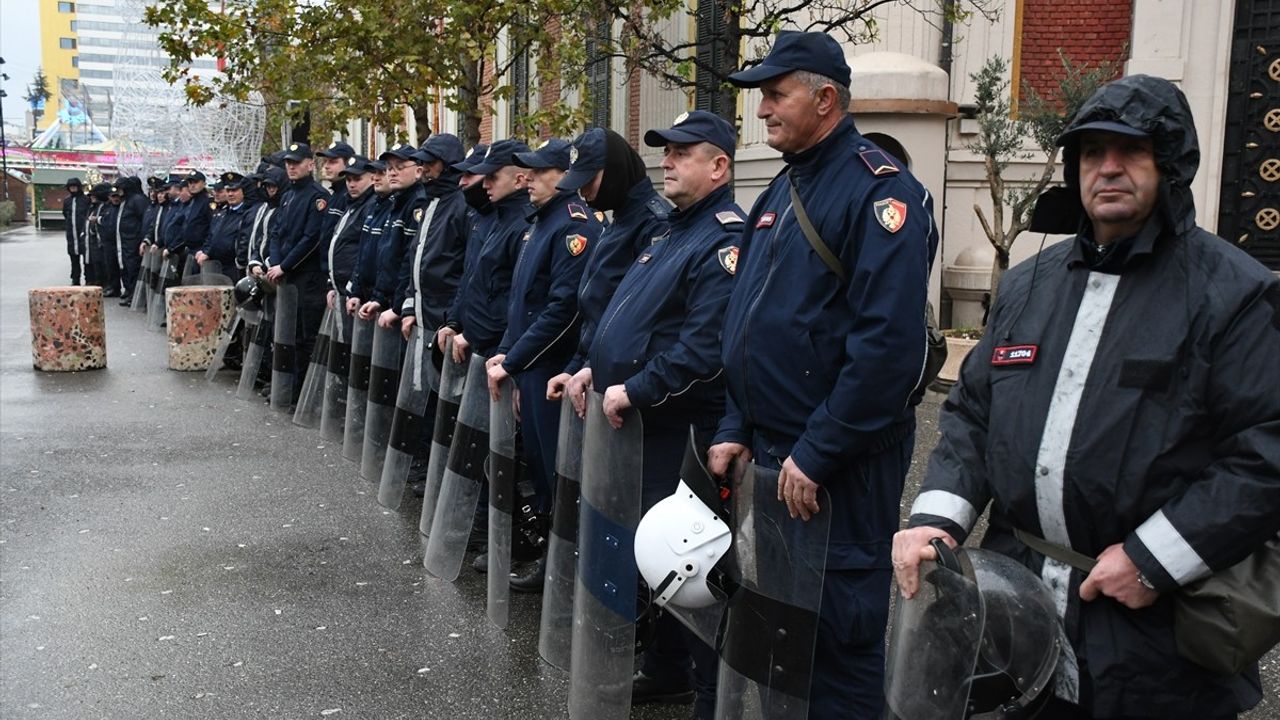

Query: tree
[968,52,1116,310]
[24,67,52,122]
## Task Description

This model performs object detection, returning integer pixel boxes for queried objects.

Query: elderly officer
[708,31,939,718]
[61,178,90,286]
[893,75,1280,719]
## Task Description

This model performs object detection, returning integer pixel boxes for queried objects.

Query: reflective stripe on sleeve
[1134,509,1212,585]
[909,489,978,533]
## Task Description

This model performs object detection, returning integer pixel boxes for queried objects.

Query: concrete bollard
[28,286,108,372]
[166,286,236,371]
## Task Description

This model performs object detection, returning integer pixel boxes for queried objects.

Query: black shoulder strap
[787,171,846,282]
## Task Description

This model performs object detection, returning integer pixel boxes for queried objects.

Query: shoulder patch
[315,198,328,213]
[873,197,907,234]
[859,149,900,177]
[209,201,217,210]
[566,234,589,257]
[646,195,671,219]
[567,203,589,222]
[413,207,424,223]
[594,210,607,224]
[715,210,744,226]
[717,246,739,275]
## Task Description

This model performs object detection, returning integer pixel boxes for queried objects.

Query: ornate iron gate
[1218,0,1280,270]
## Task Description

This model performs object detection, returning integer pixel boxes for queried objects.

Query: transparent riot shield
[129,252,148,311]
[320,308,353,444]
[205,309,246,382]
[567,392,644,720]
[539,399,584,670]
[487,380,520,629]
[269,281,299,412]
[147,253,178,331]
[293,306,334,428]
[713,463,831,720]
[236,298,272,401]
[342,316,376,462]
[360,323,402,482]
[141,246,159,315]
[378,326,439,508]
[418,336,466,541]
[182,259,233,287]
[422,355,489,581]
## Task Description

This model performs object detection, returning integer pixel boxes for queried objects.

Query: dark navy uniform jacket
[443,203,498,331]
[565,179,670,374]
[267,177,331,275]
[245,203,276,270]
[498,191,602,375]
[591,184,742,423]
[184,189,212,255]
[346,193,395,301]
[118,188,148,255]
[373,184,428,311]
[97,202,119,253]
[229,199,262,271]
[327,186,375,294]
[162,199,187,253]
[323,178,349,239]
[140,200,161,247]
[62,192,89,255]
[204,202,253,268]
[451,189,531,358]
[398,175,469,336]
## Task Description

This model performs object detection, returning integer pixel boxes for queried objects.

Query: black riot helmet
[233,275,270,310]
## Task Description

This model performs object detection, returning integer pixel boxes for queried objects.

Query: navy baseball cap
[221,171,250,189]
[728,31,851,89]
[453,144,489,173]
[467,139,532,175]
[380,144,421,164]
[316,141,355,159]
[281,142,312,162]
[513,138,572,171]
[414,134,465,166]
[1056,120,1150,148]
[644,111,738,158]
[186,170,207,184]
[368,158,388,172]
[338,155,376,177]
[557,128,606,191]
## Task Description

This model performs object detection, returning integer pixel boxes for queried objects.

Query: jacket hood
[1057,74,1199,236]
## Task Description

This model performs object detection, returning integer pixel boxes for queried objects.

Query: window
[695,0,727,116]
[70,21,77,31]
[71,56,79,68]
[58,2,74,12]
[585,18,611,129]
[60,37,77,49]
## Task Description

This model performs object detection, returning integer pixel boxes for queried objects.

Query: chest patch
[991,344,1038,366]
[315,198,328,213]
[637,252,652,264]
[568,203,589,221]
[756,212,776,229]
[717,246,739,275]
[873,198,907,234]
[566,234,588,257]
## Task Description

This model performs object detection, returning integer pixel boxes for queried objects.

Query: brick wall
[479,59,496,144]
[1019,0,1130,99]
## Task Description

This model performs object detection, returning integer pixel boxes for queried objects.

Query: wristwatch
[1136,571,1157,591]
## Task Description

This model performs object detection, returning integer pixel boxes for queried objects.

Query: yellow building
[37,0,81,131]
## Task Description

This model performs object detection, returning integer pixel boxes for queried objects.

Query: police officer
[115,176,148,305]
[357,144,427,331]
[184,171,214,274]
[162,176,192,282]
[246,167,286,277]
[316,141,356,237]
[435,144,493,350]
[344,159,396,316]
[550,128,671,403]
[84,183,109,288]
[199,172,254,280]
[61,178,89,286]
[326,156,378,313]
[139,176,164,256]
[398,134,468,342]
[708,32,939,718]
[99,185,123,296]
[588,111,744,716]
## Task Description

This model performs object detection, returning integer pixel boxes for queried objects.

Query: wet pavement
[0,224,1274,719]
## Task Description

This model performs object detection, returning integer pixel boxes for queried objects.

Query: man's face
[346,172,374,197]
[264,184,279,199]
[214,188,227,204]
[757,72,827,154]
[372,169,391,194]
[1077,132,1160,242]
[226,187,245,206]
[166,186,179,200]
[179,186,191,201]
[189,179,205,194]
[285,158,313,181]
[527,167,566,206]
[321,157,346,181]
[459,172,481,188]
[109,194,122,205]
[483,166,527,203]
[421,159,445,181]
[386,159,420,190]
[580,169,605,203]
[660,142,726,209]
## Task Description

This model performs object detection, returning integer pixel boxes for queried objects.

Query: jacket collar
[1068,213,1163,274]
[669,184,733,229]
[783,114,857,175]
[527,190,576,222]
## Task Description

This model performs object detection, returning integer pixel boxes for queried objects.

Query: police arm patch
[715,210,744,226]
[873,198,907,234]
[413,207,424,223]
[717,246,739,275]
[315,198,328,212]
[566,234,588,256]
[567,203,589,221]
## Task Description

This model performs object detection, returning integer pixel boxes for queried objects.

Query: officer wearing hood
[61,178,90,285]
[116,176,149,305]
[397,134,469,343]
[435,144,494,349]
[895,75,1280,719]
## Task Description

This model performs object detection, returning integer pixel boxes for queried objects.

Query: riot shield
[422,355,489,581]
[487,380,520,629]
[147,254,178,331]
[320,308,353,444]
[713,463,831,720]
[129,255,148,310]
[293,306,335,428]
[181,252,197,279]
[360,323,402,481]
[182,259,233,287]
[205,309,246,382]
[236,299,272,401]
[378,326,439,508]
[342,316,376,462]
[538,399,584,670]
[567,392,644,720]
[270,281,299,412]
[141,246,159,314]
[417,336,466,540]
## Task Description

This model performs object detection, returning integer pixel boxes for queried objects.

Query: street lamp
[1,56,9,202]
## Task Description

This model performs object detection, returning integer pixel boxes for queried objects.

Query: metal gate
[1218,0,1280,270]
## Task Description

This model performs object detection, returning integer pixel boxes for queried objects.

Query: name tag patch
[992,345,1038,366]
[756,212,776,229]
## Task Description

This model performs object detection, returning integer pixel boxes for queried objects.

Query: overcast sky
[1,1,48,135]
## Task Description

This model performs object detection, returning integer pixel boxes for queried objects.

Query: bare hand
[400,315,416,341]
[266,265,284,283]
[452,334,470,364]
[706,442,751,478]
[891,526,958,599]
[345,296,361,315]
[486,354,509,401]
[138,243,147,257]
[195,251,209,265]
[326,290,336,310]
[437,326,457,354]
[778,456,821,521]
[163,249,170,258]
[1079,543,1159,610]
[546,372,572,401]
[567,368,593,418]
[358,301,381,321]
[602,384,631,429]
[250,265,264,277]
[377,308,398,329]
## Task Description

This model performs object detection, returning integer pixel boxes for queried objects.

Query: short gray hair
[793,70,851,112]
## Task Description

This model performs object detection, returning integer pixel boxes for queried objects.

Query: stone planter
[936,336,980,387]
[29,286,107,372]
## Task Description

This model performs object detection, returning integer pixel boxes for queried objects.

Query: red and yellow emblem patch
[717,246,739,275]
[566,234,589,257]
[315,198,329,213]
[873,198,907,234]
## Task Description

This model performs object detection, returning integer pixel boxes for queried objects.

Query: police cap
[338,155,376,177]
[452,144,489,173]
[728,30,851,89]
[513,138,572,171]
[414,134,465,166]
[379,144,421,164]
[316,141,356,160]
[281,142,312,162]
[467,139,532,175]
[644,111,738,158]
[186,170,207,184]
[557,128,605,191]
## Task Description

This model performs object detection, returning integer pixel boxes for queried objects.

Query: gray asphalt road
[1,224,1274,719]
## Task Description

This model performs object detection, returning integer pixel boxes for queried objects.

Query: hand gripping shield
[360,323,402,481]
[538,398,585,670]
[292,306,335,428]
[378,326,440,508]
[884,544,1060,720]
[182,259,233,287]
[713,462,831,720]
[422,354,490,581]
[148,252,179,331]
[417,335,467,541]
[567,392,644,720]
[320,308,353,443]
[269,280,300,412]
[486,380,520,628]
[342,315,376,462]
[236,298,273,401]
